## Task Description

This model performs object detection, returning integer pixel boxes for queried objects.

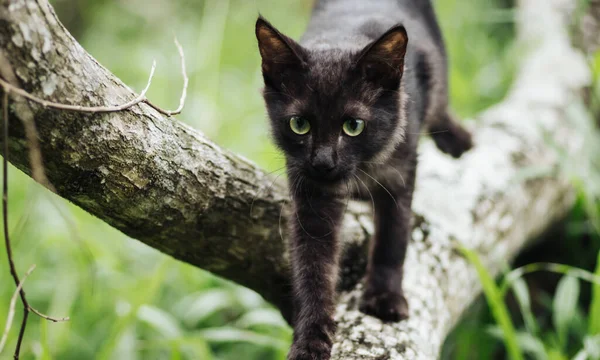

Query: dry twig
[1,89,30,359]
[142,37,189,116]
[2,90,69,359]
[0,60,156,114]
[0,264,35,355]
[0,37,188,117]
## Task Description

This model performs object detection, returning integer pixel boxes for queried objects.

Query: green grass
[448,42,600,359]
[452,253,600,359]
[459,246,524,360]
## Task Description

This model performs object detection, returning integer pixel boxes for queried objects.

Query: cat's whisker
[394,168,407,188]
[262,91,297,101]
[359,162,406,188]
[278,199,287,244]
[307,186,328,222]
[380,89,403,97]
[265,166,287,176]
[353,174,375,219]
[407,129,450,136]
[360,160,385,165]
[295,203,321,240]
[342,179,353,216]
[357,168,399,209]
[291,175,333,240]
[249,167,286,217]
[372,108,397,118]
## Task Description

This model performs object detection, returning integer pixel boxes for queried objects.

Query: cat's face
[256,18,408,186]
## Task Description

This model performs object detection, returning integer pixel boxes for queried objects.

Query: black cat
[256,0,472,359]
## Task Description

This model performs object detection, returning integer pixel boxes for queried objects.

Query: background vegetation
[0,0,597,359]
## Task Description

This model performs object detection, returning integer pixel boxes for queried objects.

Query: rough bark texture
[0,0,593,358]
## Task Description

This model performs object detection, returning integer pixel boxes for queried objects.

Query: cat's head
[256,17,408,187]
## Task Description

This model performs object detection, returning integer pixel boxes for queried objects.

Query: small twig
[0,37,188,118]
[142,37,189,116]
[28,308,69,323]
[2,90,69,359]
[0,60,156,114]
[0,264,35,356]
[3,89,30,359]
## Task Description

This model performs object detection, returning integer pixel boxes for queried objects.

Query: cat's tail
[428,112,473,158]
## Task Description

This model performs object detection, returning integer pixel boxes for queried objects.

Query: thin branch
[0,60,156,114]
[28,308,69,323]
[2,89,69,359]
[0,264,35,356]
[142,37,189,116]
[0,36,188,119]
[2,89,29,359]
[0,36,188,120]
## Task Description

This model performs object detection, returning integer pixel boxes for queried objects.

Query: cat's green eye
[342,118,365,136]
[290,116,311,135]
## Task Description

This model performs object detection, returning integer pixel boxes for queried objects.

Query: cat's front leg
[287,191,344,360]
[359,169,415,323]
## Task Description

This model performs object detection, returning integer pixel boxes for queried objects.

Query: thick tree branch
[0,0,594,358]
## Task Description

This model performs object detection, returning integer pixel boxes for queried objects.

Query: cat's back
[300,0,439,52]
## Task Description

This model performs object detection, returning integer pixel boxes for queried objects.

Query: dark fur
[256,1,472,359]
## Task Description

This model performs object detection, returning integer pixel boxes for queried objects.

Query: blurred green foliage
[0,0,597,359]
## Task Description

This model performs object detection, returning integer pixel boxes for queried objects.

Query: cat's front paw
[359,290,409,322]
[287,339,332,360]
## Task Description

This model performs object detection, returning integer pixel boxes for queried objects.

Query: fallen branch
[0,0,595,358]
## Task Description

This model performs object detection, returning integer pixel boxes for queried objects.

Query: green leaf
[173,289,235,327]
[487,326,546,360]
[574,335,600,360]
[112,326,139,360]
[235,308,290,330]
[511,276,539,335]
[137,304,183,339]
[547,348,569,360]
[583,335,600,360]
[553,275,580,349]
[197,327,289,350]
[589,251,600,335]
[458,245,524,360]
[169,342,182,360]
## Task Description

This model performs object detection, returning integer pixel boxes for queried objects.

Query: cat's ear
[256,17,306,89]
[356,25,408,89]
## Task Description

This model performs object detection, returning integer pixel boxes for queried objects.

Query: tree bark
[0,0,593,358]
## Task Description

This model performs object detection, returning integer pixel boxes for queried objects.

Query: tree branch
[0,0,594,358]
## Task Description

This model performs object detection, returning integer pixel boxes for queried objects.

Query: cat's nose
[311,147,336,174]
